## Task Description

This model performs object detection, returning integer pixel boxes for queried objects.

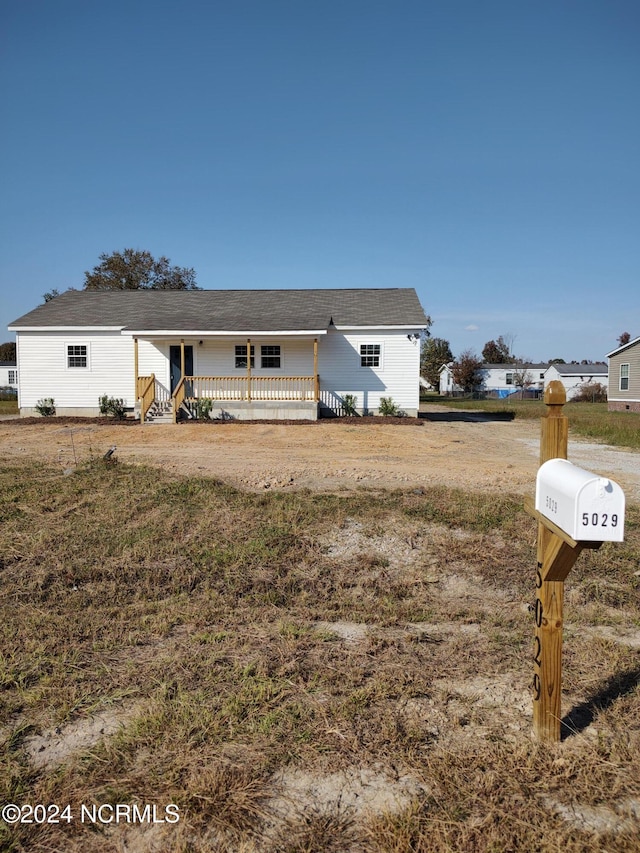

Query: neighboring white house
[439,362,549,397]
[0,362,18,392]
[543,363,608,400]
[606,337,640,412]
[8,288,429,420]
[438,363,454,396]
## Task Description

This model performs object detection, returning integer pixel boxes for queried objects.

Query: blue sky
[1,0,638,361]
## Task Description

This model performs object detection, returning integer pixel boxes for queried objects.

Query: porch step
[144,400,174,424]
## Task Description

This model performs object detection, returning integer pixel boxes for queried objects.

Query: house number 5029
[582,513,618,528]
[533,564,543,702]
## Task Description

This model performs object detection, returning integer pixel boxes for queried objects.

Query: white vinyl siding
[16,331,134,411]
[319,328,420,414]
[139,338,311,379]
[15,329,423,416]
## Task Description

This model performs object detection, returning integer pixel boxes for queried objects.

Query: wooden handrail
[137,374,155,423]
[172,376,187,422]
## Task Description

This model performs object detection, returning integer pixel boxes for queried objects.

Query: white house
[0,362,18,392]
[8,288,428,421]
[543,363,608,400]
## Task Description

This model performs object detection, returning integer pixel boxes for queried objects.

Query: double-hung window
[505,372,514,385]
[235,345,255,369]
[620,364,630,391]
[8,369,17,384]
[360,344,381,368]
[261,345,281,369]
[67,344,88,368]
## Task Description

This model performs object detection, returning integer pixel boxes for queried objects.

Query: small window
[620,363,629,391]
[67,344,87,368]
[505,372,513,385]
[235,345,254,369]
[360,344,381,367]
[539,373,545,380]
[261,345,281,369]
[8,370,17,384]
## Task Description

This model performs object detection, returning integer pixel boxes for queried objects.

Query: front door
[169,345,194,392]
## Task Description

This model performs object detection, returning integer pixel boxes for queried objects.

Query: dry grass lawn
[0,421,639,851]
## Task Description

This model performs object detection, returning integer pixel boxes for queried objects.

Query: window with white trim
[8,370,17,384]
[360,344,381,367]
[620,363,630,391]
[505,372,514,385]
[67,344,88,368]
[261,345,281,369]
[235,345,255,369]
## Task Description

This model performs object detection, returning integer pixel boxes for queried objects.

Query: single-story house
[438,362,549,397]
[0,362,18,392]
[606,337,640,412]
[8,288,428,421]
[543,363,608,400]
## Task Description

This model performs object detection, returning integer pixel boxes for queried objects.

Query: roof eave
[332,324,426,331]
[607,337,640,358]
[10,325,125,332]
[122,328,329,337]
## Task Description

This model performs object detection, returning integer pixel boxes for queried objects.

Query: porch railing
[136,374,155,422]
[171,375,318,419]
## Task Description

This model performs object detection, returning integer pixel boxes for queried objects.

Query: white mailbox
[535,458,625,542]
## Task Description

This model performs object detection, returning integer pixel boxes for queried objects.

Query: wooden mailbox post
[525,381,625,741]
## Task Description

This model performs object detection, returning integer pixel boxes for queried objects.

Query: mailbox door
[573,483,624,542]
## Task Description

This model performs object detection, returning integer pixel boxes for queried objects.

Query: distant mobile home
[8,288,429,421]
[439,362,549,398]
[543,363,608,401]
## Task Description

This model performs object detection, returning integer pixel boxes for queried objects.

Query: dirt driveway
[3,408,640,500]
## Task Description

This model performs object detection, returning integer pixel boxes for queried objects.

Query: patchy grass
[0,459,639,851]
[424,397,640,450]
[0,399,18,414]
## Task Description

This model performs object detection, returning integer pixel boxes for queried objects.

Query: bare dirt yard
[2,407,640,499]
[2,408,640,851]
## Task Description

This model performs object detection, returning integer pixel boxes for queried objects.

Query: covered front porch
[134,336,321,423]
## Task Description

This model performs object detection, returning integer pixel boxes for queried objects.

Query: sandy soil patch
[3,409,639,497]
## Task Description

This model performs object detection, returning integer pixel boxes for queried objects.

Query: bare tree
[512,366,533,398]
[451,350,483,395]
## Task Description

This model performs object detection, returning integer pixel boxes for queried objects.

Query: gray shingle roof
[9,288,428,332]
[549,363,607,375]
[481,363,550,370]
